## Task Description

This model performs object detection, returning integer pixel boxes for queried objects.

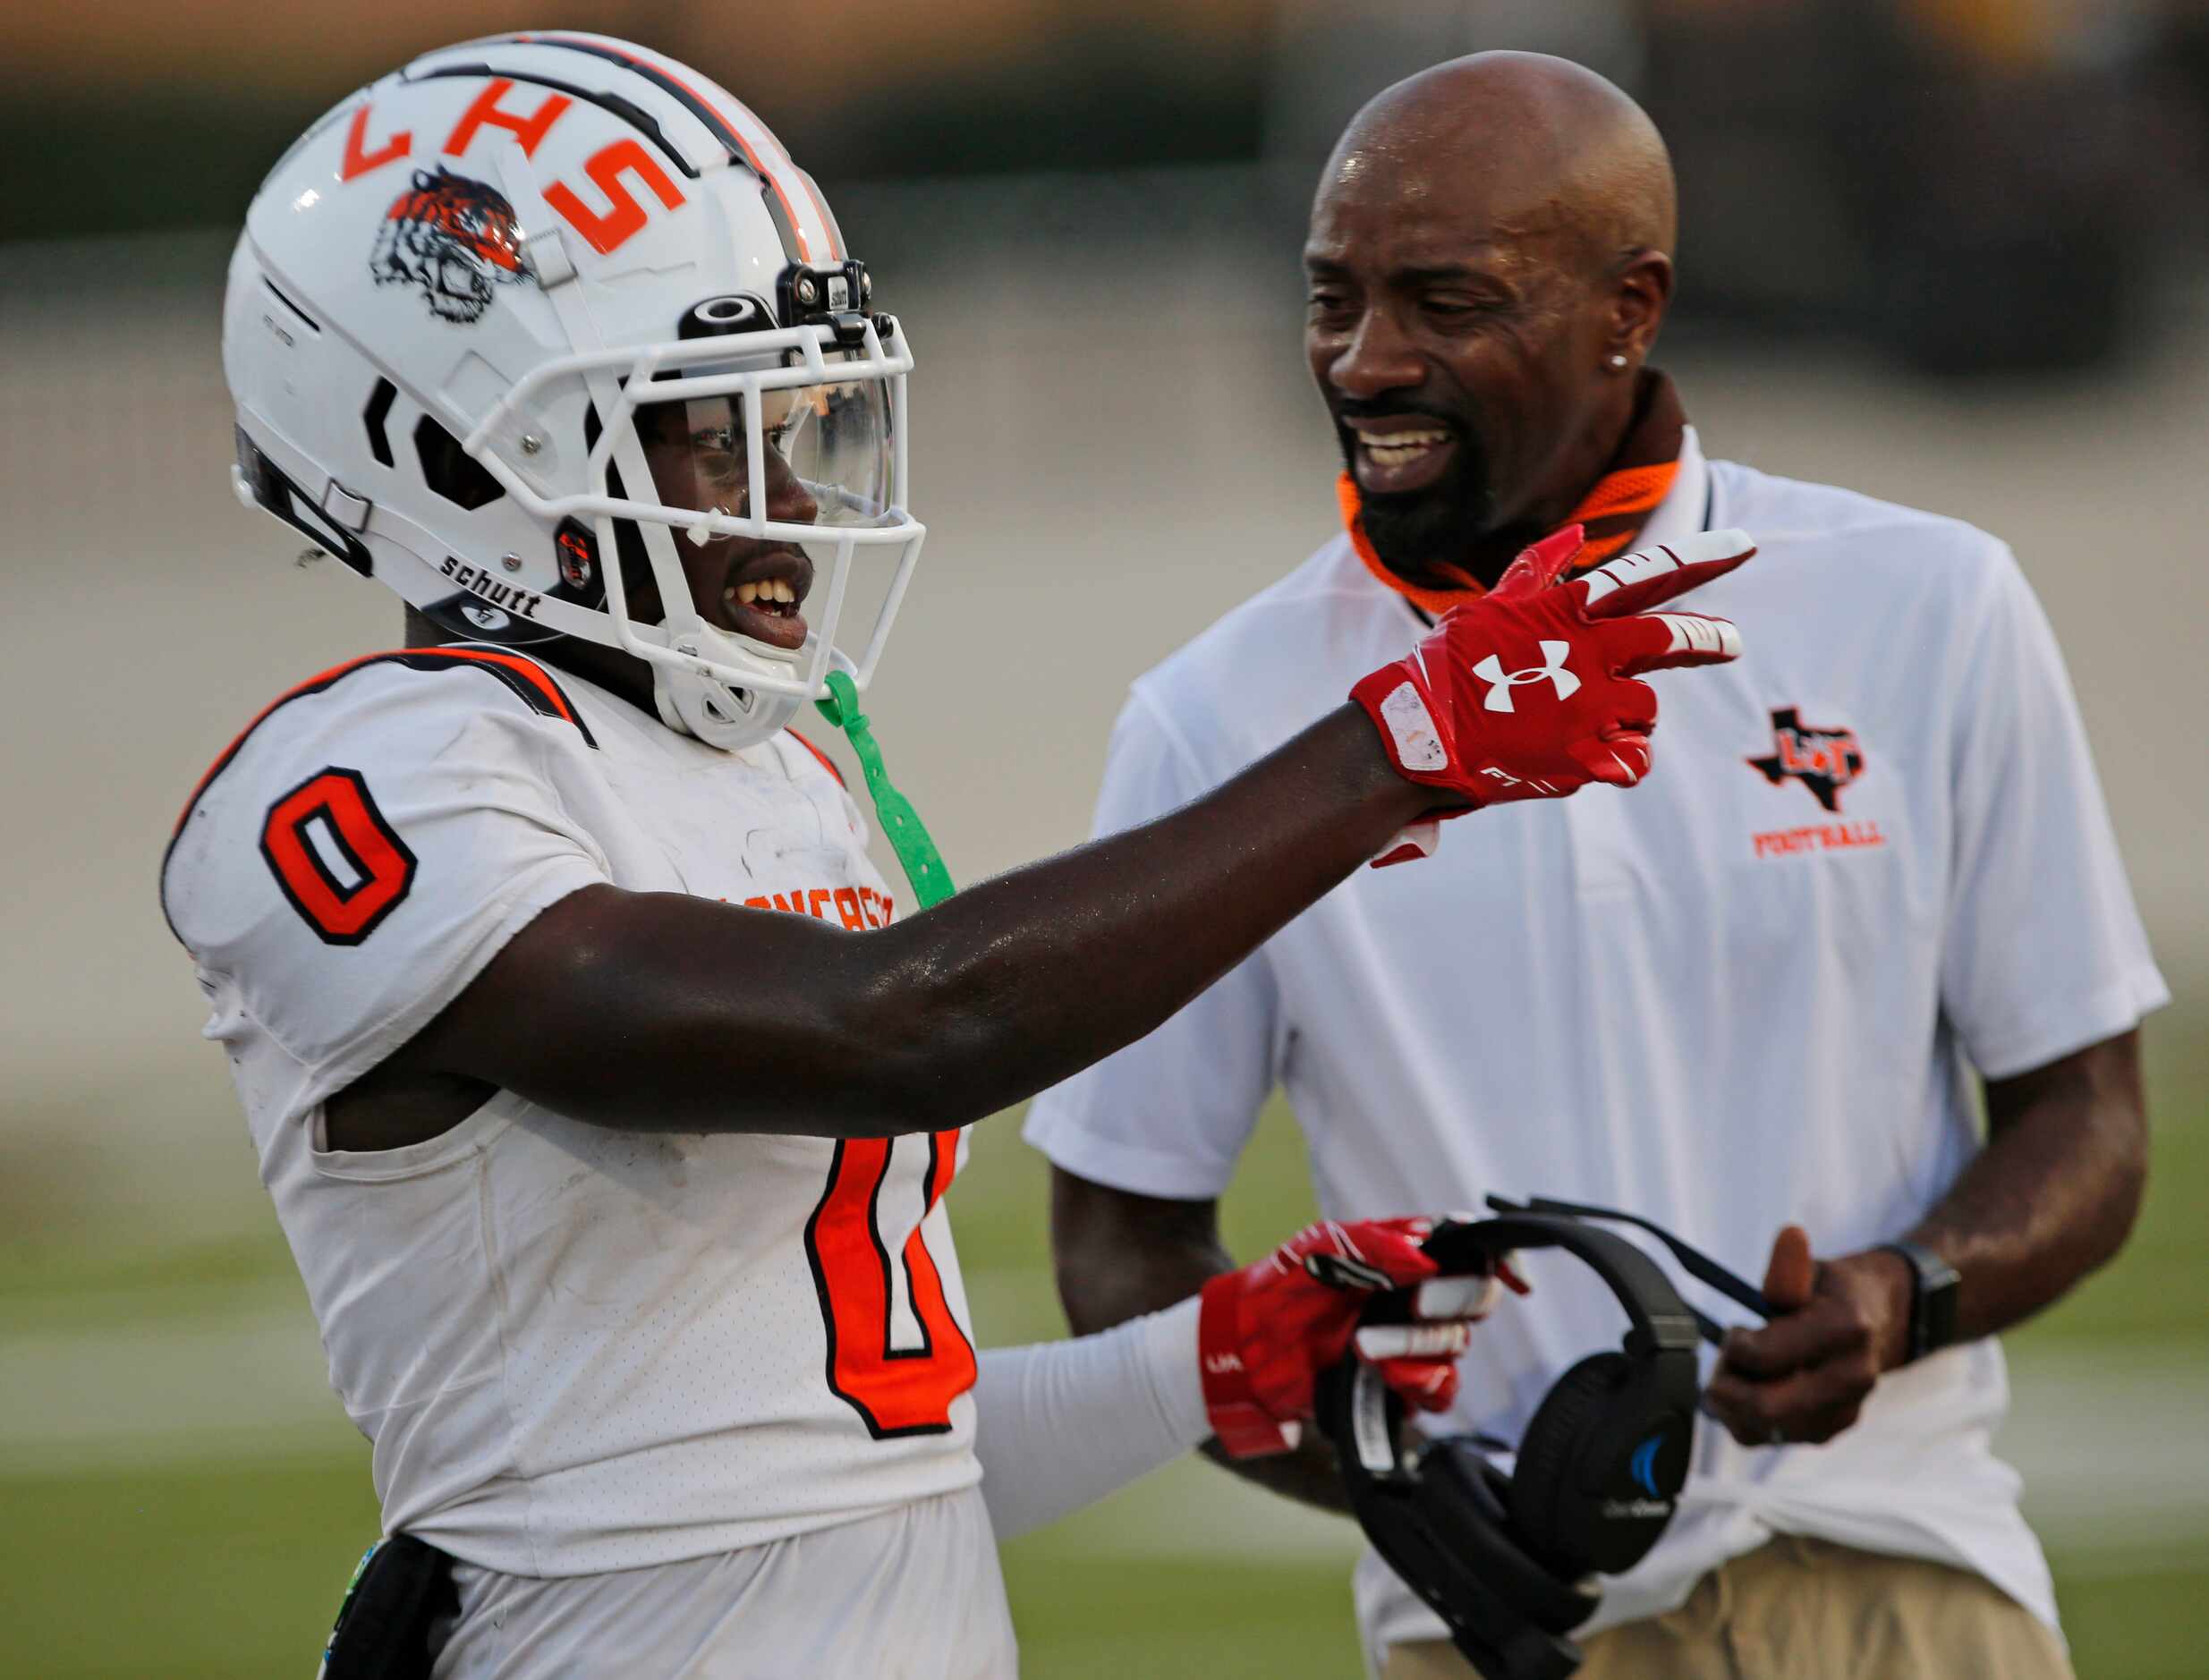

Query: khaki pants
[1380,1536,2071,1680]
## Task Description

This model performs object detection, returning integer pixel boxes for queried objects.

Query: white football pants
[431,1487,1017,1678]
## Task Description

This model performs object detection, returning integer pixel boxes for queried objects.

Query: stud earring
[1608,353,1629,370]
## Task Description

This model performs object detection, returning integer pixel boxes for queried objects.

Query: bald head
[1324,51,1675,279]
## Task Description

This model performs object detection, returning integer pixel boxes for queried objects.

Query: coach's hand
[1197,1218,1508,1458]
[1704,1225,1913,1447]
[1351,525,1754,845]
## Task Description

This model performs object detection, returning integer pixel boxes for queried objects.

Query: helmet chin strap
[650,616,803,751]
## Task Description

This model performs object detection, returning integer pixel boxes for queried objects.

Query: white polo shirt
[1024,428,2166,1651]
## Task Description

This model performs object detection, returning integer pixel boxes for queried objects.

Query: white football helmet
[223,31,922,750]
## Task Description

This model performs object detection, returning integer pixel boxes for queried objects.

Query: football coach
[1028,52,2165,1679]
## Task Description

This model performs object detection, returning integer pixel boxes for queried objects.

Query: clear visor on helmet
[633,362,897,533]
[457,317,922,708]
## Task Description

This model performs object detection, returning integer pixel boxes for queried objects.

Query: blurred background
[2,0,2204,1673]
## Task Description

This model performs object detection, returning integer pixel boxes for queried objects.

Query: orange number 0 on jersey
[804,1131,977,1438]
[261,767,418,946]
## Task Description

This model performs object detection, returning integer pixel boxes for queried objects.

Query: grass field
[3,1073,2203,1676]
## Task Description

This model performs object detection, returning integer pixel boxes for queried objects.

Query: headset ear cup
[1510,1352,1627,1575]
[1416,1438,1598,1638]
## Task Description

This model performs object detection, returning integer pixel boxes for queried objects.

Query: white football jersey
[162,649,982,1576]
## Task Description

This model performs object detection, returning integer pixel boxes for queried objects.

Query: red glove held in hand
[1197,1218,1511,1458]
[1351,525,1756,859]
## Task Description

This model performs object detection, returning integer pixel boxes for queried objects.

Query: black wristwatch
[1879,1240,1960,1363]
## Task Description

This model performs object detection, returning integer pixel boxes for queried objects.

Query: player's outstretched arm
[382,530,1753,1139]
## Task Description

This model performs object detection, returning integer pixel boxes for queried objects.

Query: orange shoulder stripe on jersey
[786,729,847,788]
[173,651,391,836]
[170,648,593,838]
[432,646,588,729]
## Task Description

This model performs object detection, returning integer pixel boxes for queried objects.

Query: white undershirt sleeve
[970,1296,1210,1541]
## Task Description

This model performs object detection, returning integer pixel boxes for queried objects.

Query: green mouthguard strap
[814,670,956,911]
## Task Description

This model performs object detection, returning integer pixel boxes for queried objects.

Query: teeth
[1356,425,1451,468]
[1355,427,1449,446]
[726,577,801,614]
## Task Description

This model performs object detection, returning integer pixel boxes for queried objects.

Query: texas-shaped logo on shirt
[1746,707,1865,813]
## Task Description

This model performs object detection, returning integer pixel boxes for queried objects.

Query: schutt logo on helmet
[371,166,531,324]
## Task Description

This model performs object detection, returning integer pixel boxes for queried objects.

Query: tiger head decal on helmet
[370,166,531,324]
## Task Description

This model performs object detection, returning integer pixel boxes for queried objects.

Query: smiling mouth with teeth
[730,577,800,610]
[1345,419,1462,496]
[718,558,813,651]
[1356,427,1452,467]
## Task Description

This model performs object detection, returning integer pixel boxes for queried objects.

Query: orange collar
[1336,474,1491,615]
[1340,459,1681,611]
[1338,375,1686,612]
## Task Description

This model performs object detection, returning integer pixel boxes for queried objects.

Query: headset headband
[1423,1215,1703,1362]
[1485,1194,1774,1347]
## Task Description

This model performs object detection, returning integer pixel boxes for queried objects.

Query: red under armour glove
[1197,1218,1518,1458]
[1351,525,1756,861]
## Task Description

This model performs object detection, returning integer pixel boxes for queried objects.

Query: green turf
[5,1455,2200,1677]
[2049,1541,2209,1680]
[0,1452,378,1679]
[1001,1548,1364,1678]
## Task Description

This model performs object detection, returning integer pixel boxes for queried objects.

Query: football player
[164,33,1756,1676]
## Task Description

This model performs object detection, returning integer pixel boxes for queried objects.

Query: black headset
[1318,1201,1771,1680]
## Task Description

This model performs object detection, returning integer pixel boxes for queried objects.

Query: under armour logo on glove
[1351,523,1757,862]
[1473,641,1580,711]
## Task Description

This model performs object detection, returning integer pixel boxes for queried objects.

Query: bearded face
[1334,399,1503,578]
